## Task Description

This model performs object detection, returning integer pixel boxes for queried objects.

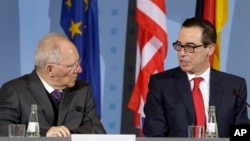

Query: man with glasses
[143,17,250,137]
[0,33,106,137]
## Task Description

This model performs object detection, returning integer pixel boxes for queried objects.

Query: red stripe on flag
[203,0,215,25]
[128,0,168,136]
[202,0,216,66]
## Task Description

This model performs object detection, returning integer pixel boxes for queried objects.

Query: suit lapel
[173,68,224,124]
[27,71,55,123]
[209,69,224,109]
[174,69,196,122]
[57,88,74,124]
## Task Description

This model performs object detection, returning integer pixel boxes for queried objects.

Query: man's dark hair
[182,17,217,46]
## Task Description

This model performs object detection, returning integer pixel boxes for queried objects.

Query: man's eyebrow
[176,41,197,45]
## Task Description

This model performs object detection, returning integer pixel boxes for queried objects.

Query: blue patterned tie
[51,90,62,101]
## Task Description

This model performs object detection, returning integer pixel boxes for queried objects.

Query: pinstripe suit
[0,70,106,136]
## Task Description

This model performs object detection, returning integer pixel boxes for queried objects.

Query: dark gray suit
[143,67,250,137]
[0,70,106,136]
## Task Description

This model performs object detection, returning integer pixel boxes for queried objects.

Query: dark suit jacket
[143,67,250,137]
[0,70,106,136]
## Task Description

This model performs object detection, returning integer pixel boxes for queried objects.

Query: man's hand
[46,126,71,137]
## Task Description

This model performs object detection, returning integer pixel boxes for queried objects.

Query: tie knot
[193,77,203,87]
[51,90,62,101]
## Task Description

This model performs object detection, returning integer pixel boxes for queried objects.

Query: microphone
[233,89,250,108]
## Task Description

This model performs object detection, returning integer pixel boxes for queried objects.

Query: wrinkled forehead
[59,41,80,62]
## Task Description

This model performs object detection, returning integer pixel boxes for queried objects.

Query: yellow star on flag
[69,20,82,38]
[65,0,72,8]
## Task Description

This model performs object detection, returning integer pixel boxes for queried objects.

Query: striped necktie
[51,90,62,102]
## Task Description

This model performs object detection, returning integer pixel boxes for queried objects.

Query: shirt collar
[36,72,57,94]
[187,67,211,82]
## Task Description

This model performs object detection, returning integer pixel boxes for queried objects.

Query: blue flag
[60,0,101,116]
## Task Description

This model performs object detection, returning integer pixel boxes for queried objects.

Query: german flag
[195,0,228,70]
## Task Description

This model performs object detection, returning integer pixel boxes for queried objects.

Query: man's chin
[68,82,76,87]
[180,66,190,73]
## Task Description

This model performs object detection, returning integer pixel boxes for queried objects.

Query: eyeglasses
[172,41,204,53]
[51,58,81,71]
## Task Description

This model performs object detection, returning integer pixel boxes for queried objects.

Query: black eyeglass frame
[172,41,205,53]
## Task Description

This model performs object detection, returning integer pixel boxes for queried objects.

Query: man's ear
[46,64,54,77]
[207,43,216,56]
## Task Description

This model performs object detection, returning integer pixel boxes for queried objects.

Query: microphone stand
[233,90,250,108]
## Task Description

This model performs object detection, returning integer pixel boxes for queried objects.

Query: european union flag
[60,0,101,116]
